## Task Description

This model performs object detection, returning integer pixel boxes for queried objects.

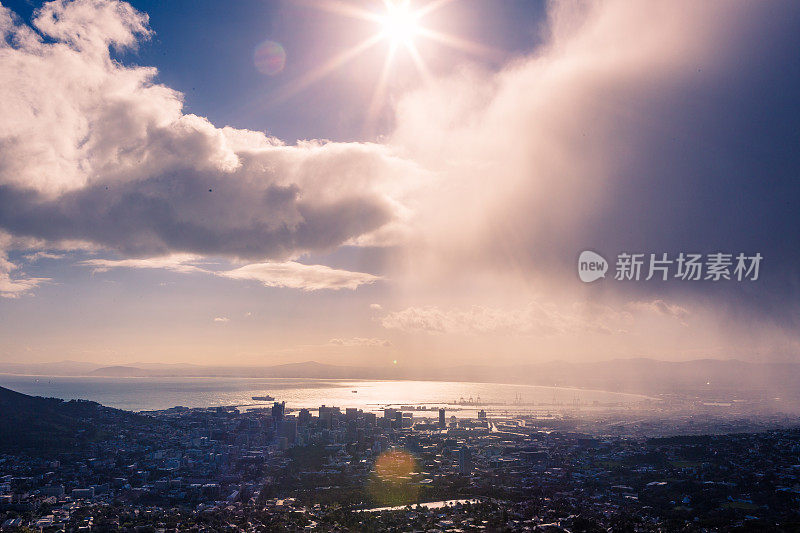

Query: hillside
[0,386,156,454]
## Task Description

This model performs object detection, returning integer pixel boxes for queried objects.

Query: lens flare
[254,40,286,76]
[368,448,420,506]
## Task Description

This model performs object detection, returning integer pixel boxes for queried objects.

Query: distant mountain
[0,360,101,376]
[0,361,199,377]
[3,358,800,400]
[89,365,153,377]
[132,362,203,371]
[0,385,156,454]
[121,359,800,400]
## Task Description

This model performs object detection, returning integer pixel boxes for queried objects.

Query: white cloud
[77,254,379,292]
[369,303,383,310]
[0,0,420,261]
[628,299,690,324]
[381,302,632,336]
[328,337,391,347]
[23,251,65,262]
[80,254,204,274]
[381,304,554,335]
[218,262,380,291]
[213,316,229,323]
[0,253,49,298]
[0,234,49,298]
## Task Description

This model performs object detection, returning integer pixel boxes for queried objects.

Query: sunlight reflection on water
[0,374,652,413]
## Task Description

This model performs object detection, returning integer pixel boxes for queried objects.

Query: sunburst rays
[268,0,494,126]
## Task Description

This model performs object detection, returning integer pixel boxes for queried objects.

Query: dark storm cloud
[570,2,800,323]
[390,1,800,327]
[0,176,393,260]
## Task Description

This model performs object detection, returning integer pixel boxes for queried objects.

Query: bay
[0,374,651,414]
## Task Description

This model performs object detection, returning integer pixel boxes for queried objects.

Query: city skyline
[4,2,800,530]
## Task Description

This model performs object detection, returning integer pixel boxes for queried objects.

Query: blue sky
[18,0,547,142]
[0,0,798,367]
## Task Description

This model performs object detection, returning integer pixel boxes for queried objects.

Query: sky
[0,0,799,368]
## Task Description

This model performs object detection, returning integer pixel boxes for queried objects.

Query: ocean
[0,374,651,414]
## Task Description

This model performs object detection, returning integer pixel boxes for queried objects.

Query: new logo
[578,250,608,282]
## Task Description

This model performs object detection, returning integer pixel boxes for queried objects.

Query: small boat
[352,390,358,393]
[252,395,275,401]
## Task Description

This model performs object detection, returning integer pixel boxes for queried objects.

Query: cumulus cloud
[380,302,631,336]
[0,0,419,261]
[628,299,690,324]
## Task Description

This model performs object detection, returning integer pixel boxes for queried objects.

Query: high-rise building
[439,408,446,428]
[458,446,472,475]
[41,485,64,497]
[319,405,340,429]
[279,417,297,445]
[271,401,285,422]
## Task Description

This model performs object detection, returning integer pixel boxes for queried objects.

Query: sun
[379,1,420,46]
[268,0,495,116]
